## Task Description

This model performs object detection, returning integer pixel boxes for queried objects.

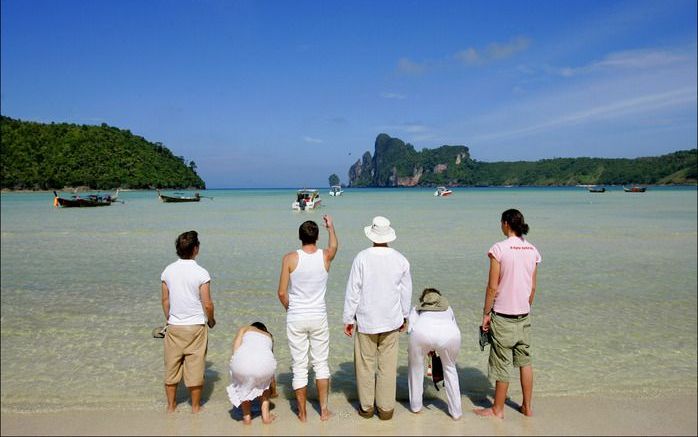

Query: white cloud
[396,57,426,75]
[455,36,531,65]
[380,92,407,100]
[472,86,697,142]
[302,136,323,143]
[556,48,691,77]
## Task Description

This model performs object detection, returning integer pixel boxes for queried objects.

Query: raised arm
[481,254,500,332]
[323,215,338,267]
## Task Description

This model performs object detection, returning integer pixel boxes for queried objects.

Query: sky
[1,0,696,188]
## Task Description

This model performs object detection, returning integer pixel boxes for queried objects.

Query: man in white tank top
[277,215,338,422]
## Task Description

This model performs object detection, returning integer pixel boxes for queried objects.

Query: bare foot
[320,408,333,421]
[262,413,277,424]
[297,411,307,422]
[520,405,533,416]
[473,407,504,419]
[192,405,203,414]
[242,414,252,425]
[166,405,176,413]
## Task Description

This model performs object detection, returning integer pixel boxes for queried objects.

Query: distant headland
[347,133,697,187]
[1,116,205,191]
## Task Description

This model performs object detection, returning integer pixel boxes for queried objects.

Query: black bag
[429,351,444,390]
[479,325,491,351]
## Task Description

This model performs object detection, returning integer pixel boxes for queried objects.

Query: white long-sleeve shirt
[343,247,413,334]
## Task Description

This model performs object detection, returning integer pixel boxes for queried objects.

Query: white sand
[2,393,696,436]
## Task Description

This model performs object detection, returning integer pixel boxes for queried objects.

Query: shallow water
[1,186,696,411]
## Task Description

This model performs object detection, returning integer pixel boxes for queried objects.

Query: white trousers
[286,315,330,390]
[408,324,462,419]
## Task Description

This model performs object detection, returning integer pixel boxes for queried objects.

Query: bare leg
[241,400,252,425]
[474,380,507,418]
[165,384,177,413]
[295,386,308,422]
[189,385,203,413]
[316,378,331,421]
[260,389,276,424]
[519,365,533,416]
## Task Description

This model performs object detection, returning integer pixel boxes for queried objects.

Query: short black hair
[501,209,530,236]
[251,321,270,336]
[176,230,200,259]
[299,220,319,245]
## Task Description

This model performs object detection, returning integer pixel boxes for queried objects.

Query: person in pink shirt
[475,209,541,419]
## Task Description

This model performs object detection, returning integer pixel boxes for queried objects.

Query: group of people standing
[159,209,541,425]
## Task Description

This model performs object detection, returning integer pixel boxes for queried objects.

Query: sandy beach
[2,392,696,436]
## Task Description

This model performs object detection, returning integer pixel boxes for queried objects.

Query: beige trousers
[354,330,399,413]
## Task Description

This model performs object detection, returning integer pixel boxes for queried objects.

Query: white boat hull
[292,199,322,210]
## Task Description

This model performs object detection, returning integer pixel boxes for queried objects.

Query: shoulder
[282,251,298,266]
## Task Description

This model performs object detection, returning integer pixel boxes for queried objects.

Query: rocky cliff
[347,133,471,187]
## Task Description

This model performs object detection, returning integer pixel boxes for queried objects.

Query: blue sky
[2,0,696,188]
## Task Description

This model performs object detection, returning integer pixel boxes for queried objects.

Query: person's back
[343,216,412,421]
[345,246,411,334]
[489,236,540,316]
[162,258,210,325]
[160,230,215,414]
[277,215,338,422]
[287,248,328,321]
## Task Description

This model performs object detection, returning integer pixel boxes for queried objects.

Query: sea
[1,186,696,412]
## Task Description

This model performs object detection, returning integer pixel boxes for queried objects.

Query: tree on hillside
[328,173,340,186]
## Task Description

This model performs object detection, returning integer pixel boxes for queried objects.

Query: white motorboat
[329,185,343,196]
[292,189,322,210]
[434,186,453,197]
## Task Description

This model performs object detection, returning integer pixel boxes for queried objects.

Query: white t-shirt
[161,259,211,325]
[343,247,412,334]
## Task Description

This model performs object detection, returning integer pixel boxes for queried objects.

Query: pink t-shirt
[488,236,541,315]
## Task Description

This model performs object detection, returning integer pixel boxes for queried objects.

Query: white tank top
[287,249,328,321]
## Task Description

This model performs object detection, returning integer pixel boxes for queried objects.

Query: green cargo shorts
[488,313,532,382]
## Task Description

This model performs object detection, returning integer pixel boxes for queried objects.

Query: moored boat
[588,186,606,193]
[157,189,212,203]
[53,189,120,207]
[292,189,322,210]
[329,185,343,196]
[623,185,647,193]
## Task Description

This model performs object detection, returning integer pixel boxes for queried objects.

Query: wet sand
[2,393,696,436]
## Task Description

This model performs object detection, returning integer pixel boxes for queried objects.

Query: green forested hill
[348,133,697,187]
[1,116,205,190]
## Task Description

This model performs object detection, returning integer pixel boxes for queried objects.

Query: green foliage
[348,133,697,187]
[328,173,340,186]
[1,116,205,190]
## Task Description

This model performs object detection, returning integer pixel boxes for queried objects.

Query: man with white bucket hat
[343,216,413,420]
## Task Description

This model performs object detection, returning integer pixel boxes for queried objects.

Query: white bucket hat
[364,216,396,244]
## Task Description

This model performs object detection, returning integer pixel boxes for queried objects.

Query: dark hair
[501,209,529,236]
[299,221,319,245]
[250,321,268,332]
[176,230,200,259]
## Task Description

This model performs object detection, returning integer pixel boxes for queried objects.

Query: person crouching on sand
[226,322,278,425]
[407,288,462,420]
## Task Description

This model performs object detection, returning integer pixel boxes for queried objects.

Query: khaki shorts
[488,313,532,382]
[164,324,208,387]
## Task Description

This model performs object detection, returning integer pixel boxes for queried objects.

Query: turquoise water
[1,186,696,411]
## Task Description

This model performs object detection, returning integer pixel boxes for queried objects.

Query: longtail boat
[157,189,212,203]
[623,185,647,193]
[53,189,121,207]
